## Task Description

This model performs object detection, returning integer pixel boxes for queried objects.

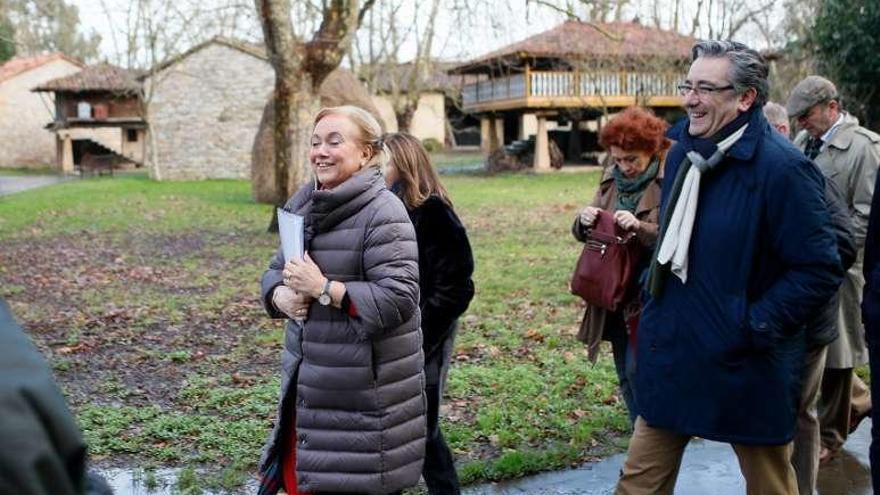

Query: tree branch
[357,0,376,26]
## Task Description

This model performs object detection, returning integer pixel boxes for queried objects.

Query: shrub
[422,137,443,153]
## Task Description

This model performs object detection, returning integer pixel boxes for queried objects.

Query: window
[76,101,92,119]
[126,129,138,142]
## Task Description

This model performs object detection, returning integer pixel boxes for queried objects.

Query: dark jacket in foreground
[407,195,474,364]
[259,168,426,494]
[805,179,857,349]
[0,299,87,495]
[637,109,843,445]
[864,168,880,339]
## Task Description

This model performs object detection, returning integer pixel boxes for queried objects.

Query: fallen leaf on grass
[568,409,588,419]
[603,393,620,406]
[57,342,92,355]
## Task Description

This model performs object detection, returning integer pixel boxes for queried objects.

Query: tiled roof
[451,20,696,73]
[0,53,84,83]
[33,63,143,93]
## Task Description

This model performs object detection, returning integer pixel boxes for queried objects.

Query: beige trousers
[791,346,827,495]
[819,369,872,451]
[616,417,797,495]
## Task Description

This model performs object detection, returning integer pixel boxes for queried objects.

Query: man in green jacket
[0,298,110,495]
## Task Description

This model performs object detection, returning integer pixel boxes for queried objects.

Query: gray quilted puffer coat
[259,167,426,494]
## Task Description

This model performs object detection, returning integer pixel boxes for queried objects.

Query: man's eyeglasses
[676,84,736,97]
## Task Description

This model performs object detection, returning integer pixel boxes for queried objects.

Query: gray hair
[762,101,788,126]
[692,40,769,109]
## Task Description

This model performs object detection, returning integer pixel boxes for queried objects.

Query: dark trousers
[608,321,637,425]
[867,321,880,494]
[422,325,461,495]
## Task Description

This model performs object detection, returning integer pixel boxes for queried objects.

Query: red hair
[599,107,671,154]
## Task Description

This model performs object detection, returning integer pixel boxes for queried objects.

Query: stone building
[145,36,384,185]
[33,64,146,174]
[143,37,275,180]
[0,53,83,168]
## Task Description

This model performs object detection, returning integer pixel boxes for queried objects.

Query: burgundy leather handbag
[570,210,641,312]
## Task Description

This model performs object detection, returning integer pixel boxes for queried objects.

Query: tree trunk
[395,104,417,133]
[256,0,300,231]
[254,0,369,231]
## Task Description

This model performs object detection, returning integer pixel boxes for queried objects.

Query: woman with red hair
[571,106,671,424]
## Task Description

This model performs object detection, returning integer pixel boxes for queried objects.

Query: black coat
[408,195,475,361]
[864,168,880,339]
[805,179,857,348]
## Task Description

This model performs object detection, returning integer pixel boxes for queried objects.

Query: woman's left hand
[283,252,327,299]
[614,210,640,231]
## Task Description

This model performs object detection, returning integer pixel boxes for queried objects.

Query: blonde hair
[383,132,451,209]
[313,105,387,168]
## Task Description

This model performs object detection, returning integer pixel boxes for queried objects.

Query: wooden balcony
[461,69,683,112]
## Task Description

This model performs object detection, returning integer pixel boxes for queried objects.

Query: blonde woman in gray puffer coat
[257,105,426,495]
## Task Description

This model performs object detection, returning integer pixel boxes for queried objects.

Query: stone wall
[371,96,398,133]
[371,91,447,144]
[410,92,446,144]
[0,60,82,168]
[147,43,274,180]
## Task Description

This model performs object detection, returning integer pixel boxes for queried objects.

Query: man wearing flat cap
[787,75,880,462]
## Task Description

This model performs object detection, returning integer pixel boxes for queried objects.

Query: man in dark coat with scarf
[863,168,880,493]
[615,41,843,495]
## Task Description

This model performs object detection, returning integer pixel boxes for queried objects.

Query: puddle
[97,468,258,495]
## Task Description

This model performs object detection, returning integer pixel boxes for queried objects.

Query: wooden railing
[460,70,681,107]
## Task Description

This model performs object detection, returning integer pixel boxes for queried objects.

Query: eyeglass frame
[676,83,736,97]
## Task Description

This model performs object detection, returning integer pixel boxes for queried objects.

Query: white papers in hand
[277,208,304,262]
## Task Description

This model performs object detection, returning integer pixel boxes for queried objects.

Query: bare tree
[353,0,443,133]
[255,0,374,229]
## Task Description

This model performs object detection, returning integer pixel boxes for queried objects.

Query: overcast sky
[69,0,782,67]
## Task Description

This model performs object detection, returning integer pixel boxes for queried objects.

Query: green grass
[0,169,628,489]
[432,151,485,172]
[0,166,57,175]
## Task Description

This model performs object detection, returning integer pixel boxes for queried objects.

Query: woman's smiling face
[309,113,371,189]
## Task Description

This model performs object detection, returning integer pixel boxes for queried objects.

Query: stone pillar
[481,117,506,153]
[480,117,493,153]
[534,116,551,171]
[60,134,74,174]
[520,113,538,140]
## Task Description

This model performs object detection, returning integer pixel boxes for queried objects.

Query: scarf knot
[613,156,660,213]
[648,122,749,293]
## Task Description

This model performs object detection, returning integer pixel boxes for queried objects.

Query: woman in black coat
[383,132,475,494]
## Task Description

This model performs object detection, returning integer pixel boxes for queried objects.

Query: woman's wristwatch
[318,279,332,306]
